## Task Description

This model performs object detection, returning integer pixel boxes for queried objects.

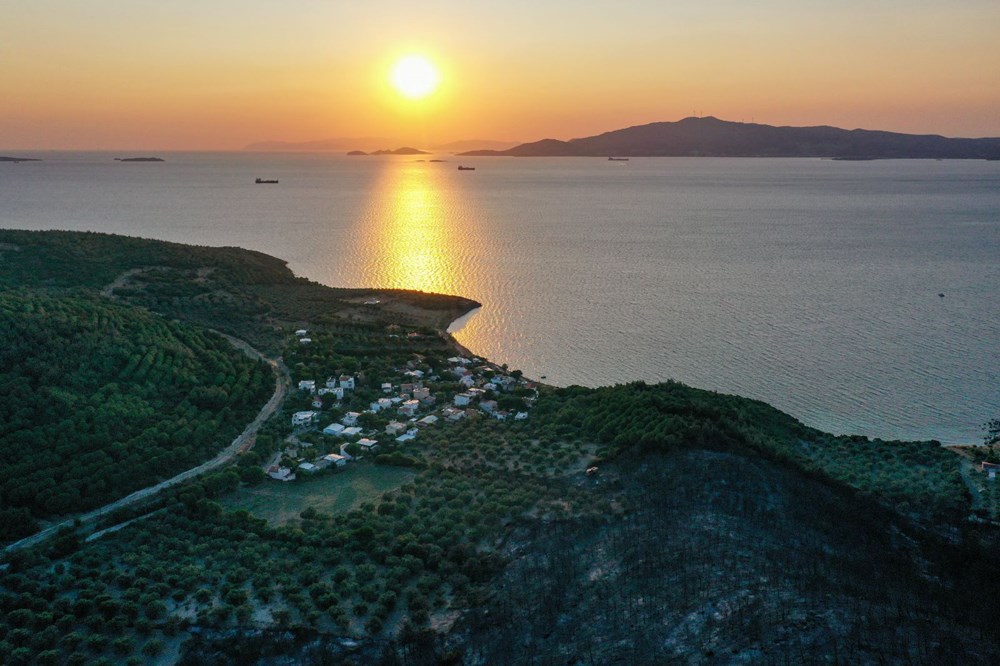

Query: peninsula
[460,116,1000,159]
[115,157,165,162]
[0,156,41,162]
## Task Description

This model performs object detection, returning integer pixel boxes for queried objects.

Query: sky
[2,0,999,150]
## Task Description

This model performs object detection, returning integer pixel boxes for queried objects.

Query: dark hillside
[444,449,1000,664]
[537,381,968,519]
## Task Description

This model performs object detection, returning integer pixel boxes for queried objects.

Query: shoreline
[437,304,984,447]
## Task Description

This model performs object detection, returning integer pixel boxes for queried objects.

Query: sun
[390,55,440,99]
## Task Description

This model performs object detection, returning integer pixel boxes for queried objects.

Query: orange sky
[2,1,999,150]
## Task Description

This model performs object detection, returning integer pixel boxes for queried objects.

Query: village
[267,328,537,482]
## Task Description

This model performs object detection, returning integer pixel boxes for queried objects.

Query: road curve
[4,332,291,554]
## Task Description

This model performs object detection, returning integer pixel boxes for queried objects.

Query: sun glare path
[361,163,457,295]
[390,55,440,99]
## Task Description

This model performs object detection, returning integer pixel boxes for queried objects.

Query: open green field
[220,464,416,524]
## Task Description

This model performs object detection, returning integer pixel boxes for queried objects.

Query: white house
[396,432,417,443]
[514,411,529,421]
[268,466,296,482]
[323,423,346,436]
[413,386,430,400]
[417,415,439,427]
[342,412,361,426]
[341,426,362,437]
[311,398,323,409]
[443,407,465,421]
[298,462,318,474]
[454,393,474,407]
[377,398,393,410]
[295,329,308,337]
[318,387,344,400]
[369,401,383,413]
[381,382,394,393]
[339,375,355,390]
[386,421,407,436]
[399,399,420,417]
[357,438,380,453]
[298,380,316,393]
[458,375,475,388]
[322,453,347,467]
[292,411,318,427]
[480,400,498,414]
[298,338,312,344]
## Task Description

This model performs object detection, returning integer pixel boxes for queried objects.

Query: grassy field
[220,464,416,524]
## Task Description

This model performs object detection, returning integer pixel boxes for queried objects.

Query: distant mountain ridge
[349,147,429,156]
[245,138,518,153]
[460,117,1000,159]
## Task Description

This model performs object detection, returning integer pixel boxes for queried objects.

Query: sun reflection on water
[358,161,464,296]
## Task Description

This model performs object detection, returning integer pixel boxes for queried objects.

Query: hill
[0,291,274,541]
[1,231,998,665]
[460,116,1000,159]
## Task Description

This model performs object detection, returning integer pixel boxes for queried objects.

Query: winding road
[4,325,291,554]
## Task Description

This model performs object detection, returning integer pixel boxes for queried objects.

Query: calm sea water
[2,152,998,443]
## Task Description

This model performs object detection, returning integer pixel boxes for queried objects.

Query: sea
[2,152,998,444]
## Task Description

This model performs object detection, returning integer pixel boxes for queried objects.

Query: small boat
[457,166,475,171]
[608,157,629,161]
[255,178,279,184]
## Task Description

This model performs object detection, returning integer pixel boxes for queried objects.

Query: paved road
[4,332,291,554]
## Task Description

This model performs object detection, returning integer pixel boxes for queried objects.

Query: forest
[1,230,997,665]
[0,290,273,542]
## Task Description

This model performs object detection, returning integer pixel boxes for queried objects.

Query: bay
[2,152,997,443]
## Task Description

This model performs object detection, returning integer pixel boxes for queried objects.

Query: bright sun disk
[390,55,440,99]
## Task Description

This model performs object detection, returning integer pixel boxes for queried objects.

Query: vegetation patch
[219,464,416,525]
[0,291,273,542]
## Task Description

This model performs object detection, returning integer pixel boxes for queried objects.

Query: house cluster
[273,347,535,482]
[292,375,357,422]
[982,461,1000,481]
[295,328,312,345]
[447,356,531,421]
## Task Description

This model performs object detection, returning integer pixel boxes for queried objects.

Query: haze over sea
[2,153,998,443]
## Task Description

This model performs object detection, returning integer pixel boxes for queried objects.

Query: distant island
[115,157,165,162]
[460,116,1000,159]
[346,147,430,156]
[0,156,40,163]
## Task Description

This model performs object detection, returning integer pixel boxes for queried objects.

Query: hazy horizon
[3,1,999,151]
